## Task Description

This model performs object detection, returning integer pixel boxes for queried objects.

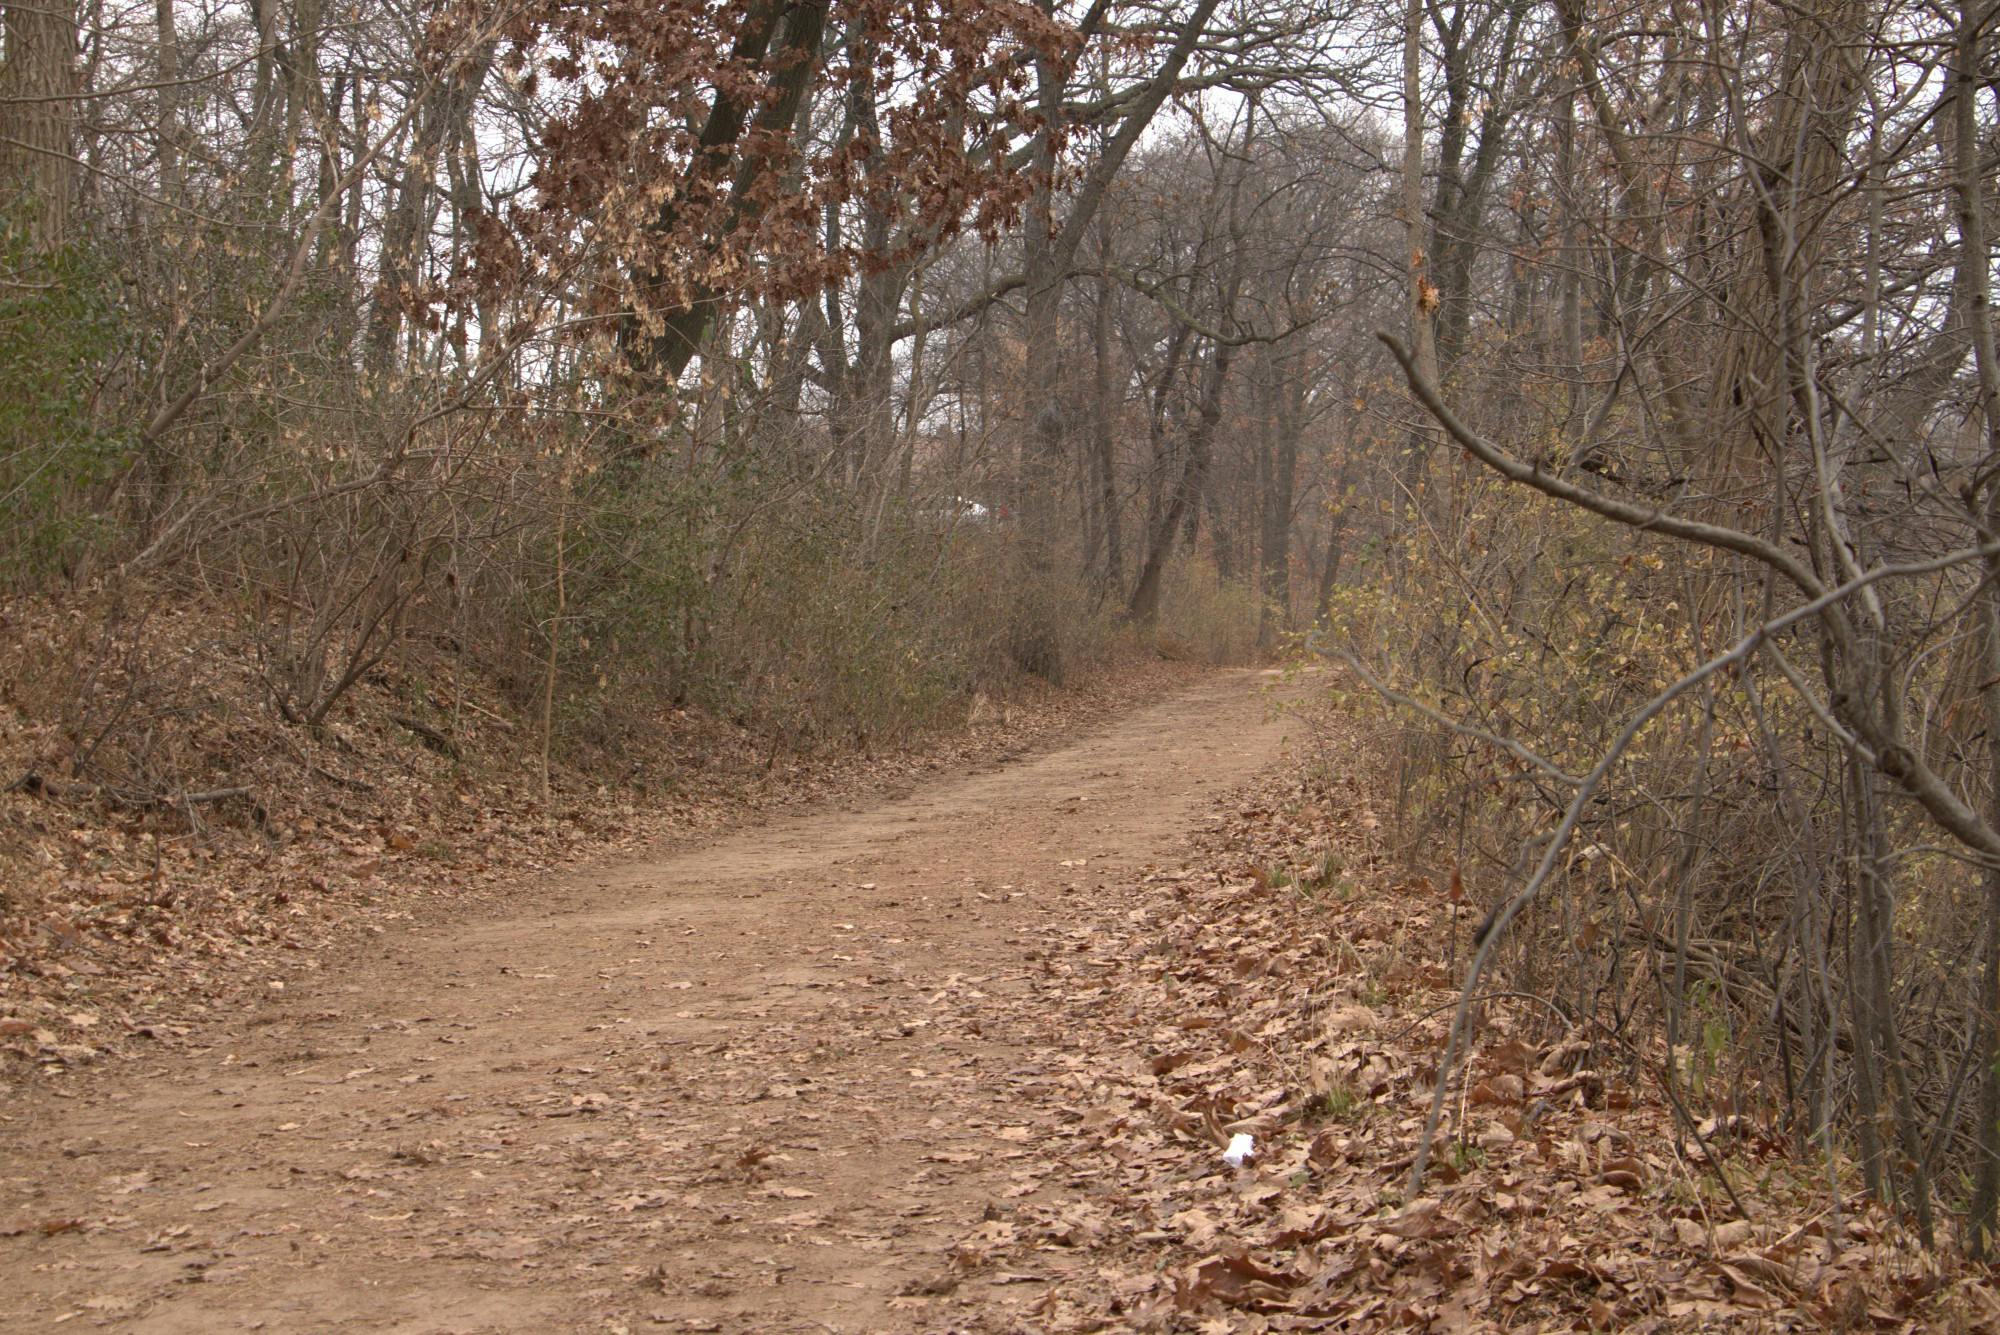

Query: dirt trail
[1,669,1299,1333]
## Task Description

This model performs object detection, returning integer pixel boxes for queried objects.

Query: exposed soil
[0,667,1302,1332]
[0,590,1208,1075]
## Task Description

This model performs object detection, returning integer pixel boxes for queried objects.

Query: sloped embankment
[0,591,1200,1077]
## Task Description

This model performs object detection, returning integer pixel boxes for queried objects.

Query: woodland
[10,0,2000,1328]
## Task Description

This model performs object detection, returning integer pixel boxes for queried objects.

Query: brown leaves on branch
[491,0,1081,380]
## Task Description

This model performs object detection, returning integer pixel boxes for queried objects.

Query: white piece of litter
[1223,1133,1256,1167]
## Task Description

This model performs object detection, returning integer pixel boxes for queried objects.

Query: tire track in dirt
[0,668,1300,1333]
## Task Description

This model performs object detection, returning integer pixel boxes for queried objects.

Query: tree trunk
[1141,320,1191,554]
[1093,229,1123,592]
[1258,359,1300,649]
[1011,0,1223,634]
[1698,0,1866,506]
[1427,0,1529,370]
[0,0,78,247]
[1130,332,1235,626]
[367,40,495,378]
[1950,0,2000,1253]
[1401,0,1439,389]
[1206,479,1233,582]
[153,0,181,200]
[1313,507,1346,625]
[620,0,829,384]
[1396,0,1440,565]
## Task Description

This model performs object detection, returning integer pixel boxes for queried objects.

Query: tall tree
[0,0,79,246]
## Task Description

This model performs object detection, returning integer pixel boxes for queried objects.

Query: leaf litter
[0,593,1201,1079]
[934,702,1999,1333]
[1,669,1992,1331]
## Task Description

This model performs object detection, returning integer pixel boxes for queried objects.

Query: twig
[1383,990,1578,1044]
[1325,645,1584,788]
[10,777,253,809]
[392,715,461,760]
[1656,1057,1757,1223]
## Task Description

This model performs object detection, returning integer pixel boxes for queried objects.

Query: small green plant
[1305,1079,1360,1123]
[1674,979,1733,1098]
[1285,848,1354,905]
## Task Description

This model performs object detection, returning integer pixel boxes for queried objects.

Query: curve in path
[1,668,1299,1333]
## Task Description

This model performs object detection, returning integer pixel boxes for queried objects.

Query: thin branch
[1326,643,1584,787]
[1318,535,2000,1204]
[1377,332,1829,601]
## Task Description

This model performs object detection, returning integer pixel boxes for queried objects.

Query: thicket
[0,249,1168,795]
[1312,0,2000,1258]
[0,0,1333,827]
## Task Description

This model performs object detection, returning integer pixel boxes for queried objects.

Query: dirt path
[1,669,1299,1333]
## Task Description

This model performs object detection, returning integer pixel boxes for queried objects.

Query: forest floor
[2,668,1992,1332]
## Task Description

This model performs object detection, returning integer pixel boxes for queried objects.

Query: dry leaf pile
[926,710,2000,1332]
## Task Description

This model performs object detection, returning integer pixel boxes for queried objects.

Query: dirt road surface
[1,670,1299,1333]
